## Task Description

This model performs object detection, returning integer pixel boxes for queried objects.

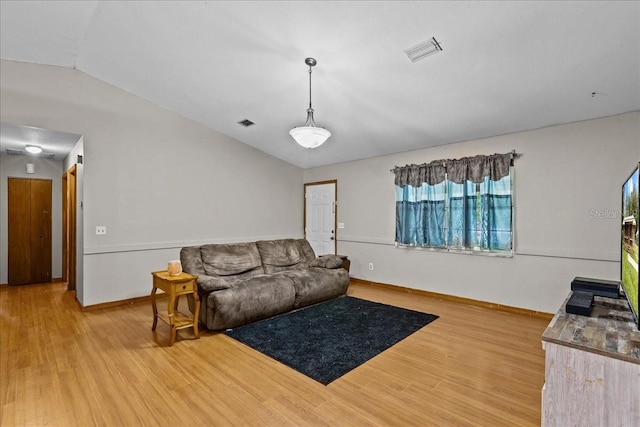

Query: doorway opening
[304,180,337,256]
[62,165,77,291]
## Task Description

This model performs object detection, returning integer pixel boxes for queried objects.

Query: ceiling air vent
[237,119,255,127]
[6,148,55,158]
[404,37,443,62]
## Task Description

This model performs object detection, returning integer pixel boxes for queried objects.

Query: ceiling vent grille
[238,119,255,127]
[6,148,55,158]
[404,37,443,62]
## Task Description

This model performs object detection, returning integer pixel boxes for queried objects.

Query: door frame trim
[303,179,337,255]
[62,165,77,291]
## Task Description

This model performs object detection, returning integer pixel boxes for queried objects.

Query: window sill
[395,244,514,258]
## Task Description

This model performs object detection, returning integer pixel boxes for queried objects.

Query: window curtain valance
[393,152,513,186]
[392,161,446,187]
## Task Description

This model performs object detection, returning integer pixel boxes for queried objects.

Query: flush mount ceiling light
[404,37,443,62]
[289,57,331,149]
[25,145,43,154]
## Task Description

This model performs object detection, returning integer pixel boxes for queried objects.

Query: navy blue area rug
[224,296,438,385]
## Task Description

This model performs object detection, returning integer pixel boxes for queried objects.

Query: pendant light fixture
[289,57,331,149]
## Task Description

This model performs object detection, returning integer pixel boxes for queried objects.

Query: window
[393,153,514,254]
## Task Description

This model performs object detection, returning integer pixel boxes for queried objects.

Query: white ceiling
[0,122,81,161]
[1,1,638,168]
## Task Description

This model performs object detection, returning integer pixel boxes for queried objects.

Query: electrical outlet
[368,263,374,271]
[338,223,345,229]
[96,226,107,235]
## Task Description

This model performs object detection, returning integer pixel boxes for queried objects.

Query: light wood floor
[0,280,551,426]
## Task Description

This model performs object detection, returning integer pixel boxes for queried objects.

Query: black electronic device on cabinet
[565,291,594,316]
[571,277,620,299]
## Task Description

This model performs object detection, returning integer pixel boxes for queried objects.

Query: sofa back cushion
[200,242,264,277]
[181,246,206,276]
[296,239,317,261]
[256,239,316,273]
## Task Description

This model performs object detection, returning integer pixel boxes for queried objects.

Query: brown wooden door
[8,178,52,285]
[8,179,31,284]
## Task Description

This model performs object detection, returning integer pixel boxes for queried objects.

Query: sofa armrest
[309,255,344,269]
[197,275,232,298]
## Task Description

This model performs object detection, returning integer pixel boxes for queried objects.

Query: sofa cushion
[274,268,350,309]
[257,239,311,273]
[180,246,206,276]
[309,254,344,269]
[296,239,317,261]
[196,275,240,299]
[207,275,295,330]
[200,243,264,277]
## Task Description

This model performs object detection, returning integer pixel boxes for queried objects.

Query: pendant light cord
[308,66,313,110]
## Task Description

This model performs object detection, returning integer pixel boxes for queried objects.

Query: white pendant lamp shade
[289,107,331,148]
[290,58,331,149]
[290,125,331,149]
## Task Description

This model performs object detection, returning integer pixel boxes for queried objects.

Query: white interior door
[305,182,336,256]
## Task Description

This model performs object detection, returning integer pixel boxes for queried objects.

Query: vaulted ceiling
[1,1,638,168]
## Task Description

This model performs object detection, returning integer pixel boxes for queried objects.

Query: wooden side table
[151,270,200,346]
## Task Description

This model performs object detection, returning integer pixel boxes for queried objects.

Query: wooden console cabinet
[541,294,640,426]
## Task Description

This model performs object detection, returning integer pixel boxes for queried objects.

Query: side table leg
[151,286,158,331]
[170,326,177,347]
[193,292,200,339]
[167,292,176,347]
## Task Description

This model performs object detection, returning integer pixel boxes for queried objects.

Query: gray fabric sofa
[180,238,349,330]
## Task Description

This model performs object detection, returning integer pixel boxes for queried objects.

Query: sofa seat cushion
[257,239,312,273]
[206,275,295,330]
[274,268,350,309]
[200,243,263,277]
[197,275,248,298]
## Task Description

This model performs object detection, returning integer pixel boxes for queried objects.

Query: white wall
[1,60,304,306]
[0,155,64,283]
[2,59,637,313]
[304,112,640,313]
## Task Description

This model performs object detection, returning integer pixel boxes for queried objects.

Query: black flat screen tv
[621,162,639,329]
